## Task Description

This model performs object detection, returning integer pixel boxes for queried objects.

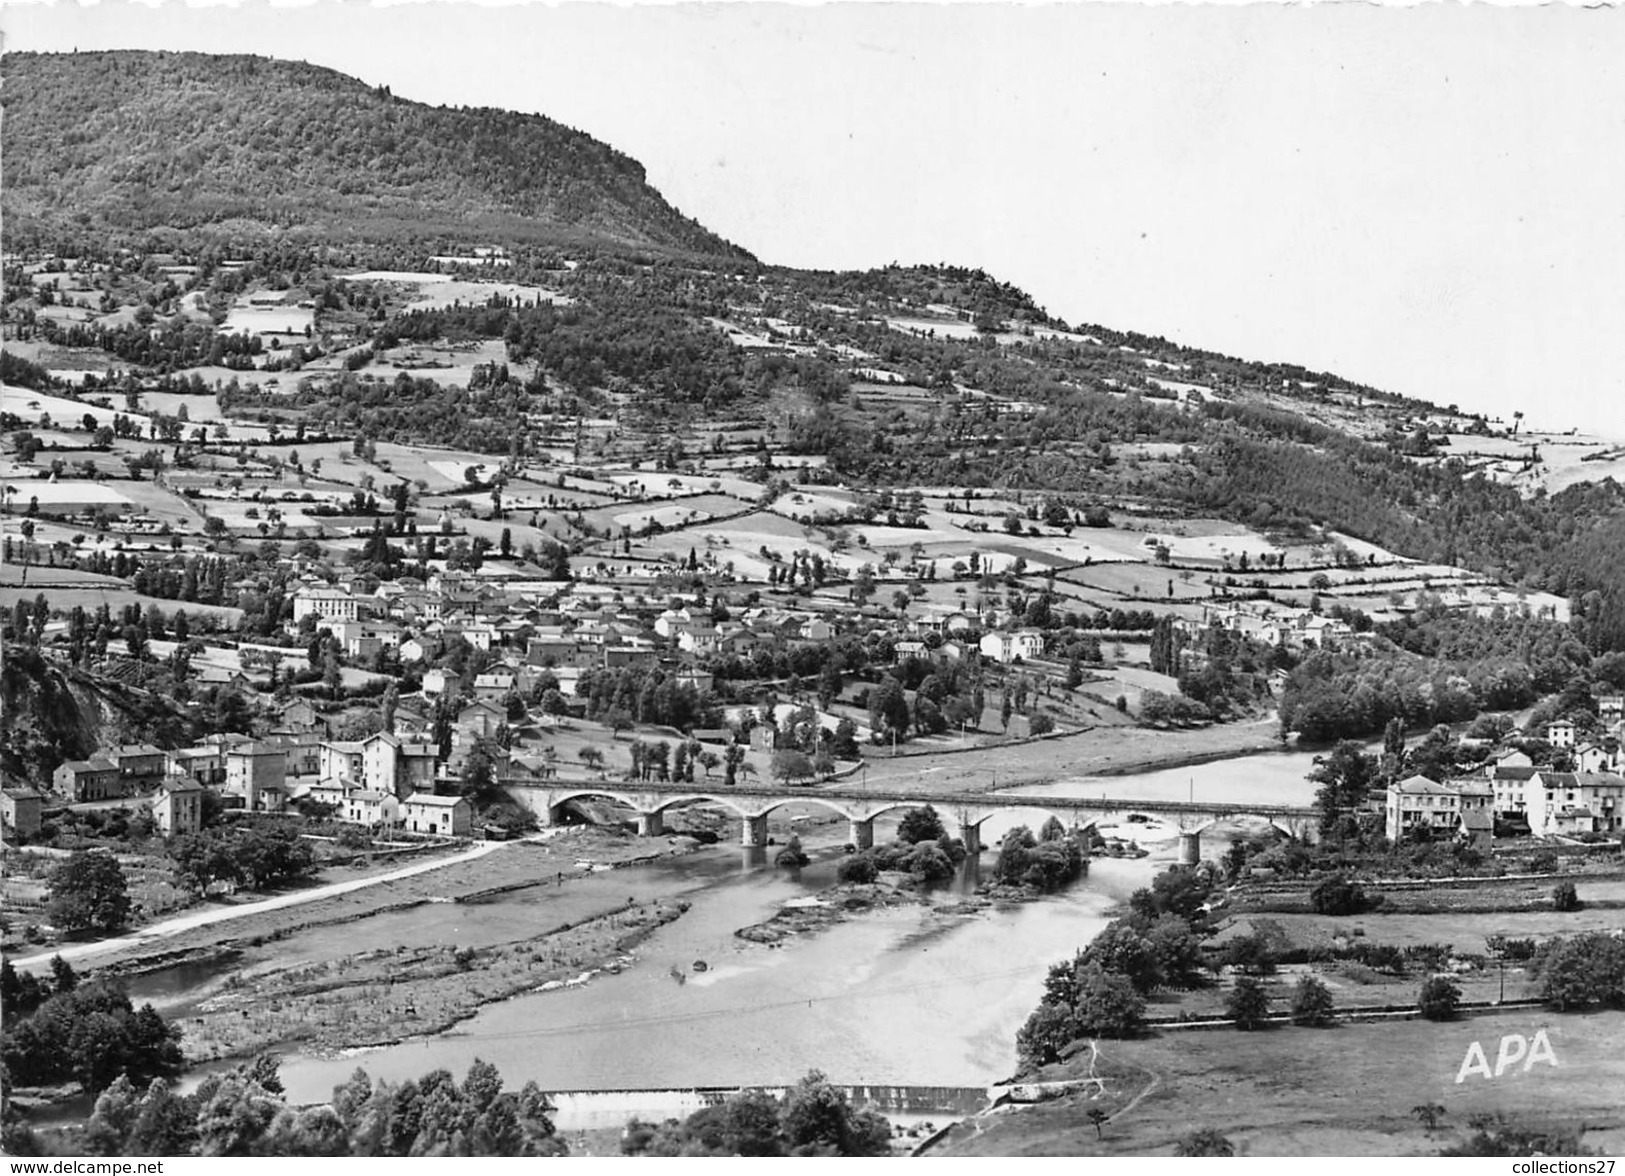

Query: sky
[6,1,1625,436]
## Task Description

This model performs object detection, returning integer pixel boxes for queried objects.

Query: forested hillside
[2,51,746,258]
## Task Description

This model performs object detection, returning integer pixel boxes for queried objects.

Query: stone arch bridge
[507,782,1317,865]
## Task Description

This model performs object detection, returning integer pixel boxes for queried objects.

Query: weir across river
[546,1083,996,1131]
[505,781,1319,864]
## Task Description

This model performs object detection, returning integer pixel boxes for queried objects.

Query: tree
[1537,933,1625,1010]
[1086,1108,1109,1140]
[1310,874,1371,916]
[1072,962,1146,1038]
[1308,741,1377,837]
[1226,976,1272,1029]
[779,1070,891,1157]
[897,805,948,844]
[771,748,815,786]
[1082,921,1163,994]
[1289,975,1336,1027]
[1417,975,1462,1021]
[1015,1000,1077,1068]
[1174,1128,1236,1156]
[47,850,131,935]
[867,675,910,738]
[1552,881,1582,912]
[1412,1103,1446,1133]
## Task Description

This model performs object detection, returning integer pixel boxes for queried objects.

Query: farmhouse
[53,756,122,801]
[1,788,43,838]
[978,629,1045,664]
[401,792,472,837]
[152,776,204,836]
[1521,770,1625,836]
[1384,775,1492,843]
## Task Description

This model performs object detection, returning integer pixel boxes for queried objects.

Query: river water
[133,748,1327,1118]
[268,842,1154,1108]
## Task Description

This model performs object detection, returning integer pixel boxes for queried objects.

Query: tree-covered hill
[1,51,748,259]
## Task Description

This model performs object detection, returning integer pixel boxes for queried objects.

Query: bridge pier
[741,814,769,848]
[1178,831,1201,867]
[848,819,874,850]
[637,810,665,837]
[960,823,982,855]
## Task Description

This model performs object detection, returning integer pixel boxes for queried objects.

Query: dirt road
[11,838,506,971]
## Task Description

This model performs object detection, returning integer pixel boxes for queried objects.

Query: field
[943,1008,1625,1156]
[344,271,567,312]
[218,301,315,337]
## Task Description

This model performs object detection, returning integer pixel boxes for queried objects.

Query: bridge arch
[548,788,642,814]
[745,796,862,824]
[646,793,755,821]
[1190,814,1304,840]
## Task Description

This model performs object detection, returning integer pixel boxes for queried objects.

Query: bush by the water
[994,824,1085,893]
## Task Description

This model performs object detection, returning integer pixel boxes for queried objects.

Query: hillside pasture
[3,479,134,507]
[2,384,142,428]
[606,472,759,501]
[219,301,315,337]
[370,339,530,386]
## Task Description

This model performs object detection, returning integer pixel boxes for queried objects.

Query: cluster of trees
[1,969,182,1094]
[992,819,1087,892]
[835,806,967,885]
[46,849,133,936]
[1015,865,1214,1066]
[169,823,316,895]
[621,1070,890,1157]
[577,666,722,732]
[41,1056,565,1158]
[1278,647,1530,743]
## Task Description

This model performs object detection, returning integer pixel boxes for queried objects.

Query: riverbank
[937,1008,1625,1157]
[14,826,702,977]
[182,896,691,1063]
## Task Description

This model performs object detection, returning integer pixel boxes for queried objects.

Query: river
[128,747,1329,1122]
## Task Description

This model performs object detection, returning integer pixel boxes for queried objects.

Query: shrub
[1417,975,1462,1021]
[836,852,878,884]
[1551,881,1581,912]
[775,836,810,869]
[1174,1129,1236,1157]
[1310,874,1372,916]
[1527,852,1559,874]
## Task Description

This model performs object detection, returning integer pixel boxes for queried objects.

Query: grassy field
[944,1008,1625,1156]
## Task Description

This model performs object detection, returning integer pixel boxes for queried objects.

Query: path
[11,838,508,971]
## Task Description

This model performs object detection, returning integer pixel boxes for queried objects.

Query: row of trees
[50,1056,565,1158]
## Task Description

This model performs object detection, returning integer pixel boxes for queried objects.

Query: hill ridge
[1,49,749,259]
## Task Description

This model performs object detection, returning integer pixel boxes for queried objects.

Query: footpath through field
[9,837,507,971]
